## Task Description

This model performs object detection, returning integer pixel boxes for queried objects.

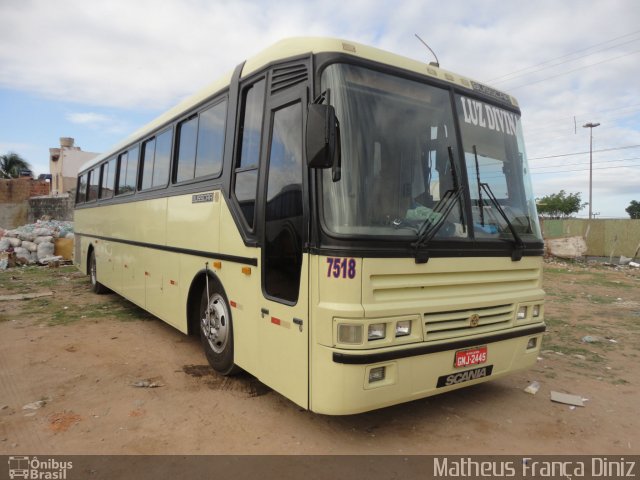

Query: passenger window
[125,146,139,193]
[77,174,87,203]
[195,100,226,178]
[234,80,265,228]
[152,129,172,188]
[140,138,156,190]
[139,129,172,191]
[175,115,198,183]
[116,147,139,195]
[100,158,116,199]
[87,168,99,202]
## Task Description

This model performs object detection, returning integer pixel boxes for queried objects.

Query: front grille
[368,268,540,303]
[424,303,514,341]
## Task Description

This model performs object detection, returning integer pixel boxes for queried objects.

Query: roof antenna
[415,34,440,68]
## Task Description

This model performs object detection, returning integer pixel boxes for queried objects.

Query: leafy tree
[536,190,586,219]
[626,200,640,219]
[0,152,32,179]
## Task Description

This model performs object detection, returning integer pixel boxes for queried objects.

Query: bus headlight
[395,320,411,337]
[368,323,386,341]
[338,324,363,344]
[532,304,541,318]
[517,306,527,320]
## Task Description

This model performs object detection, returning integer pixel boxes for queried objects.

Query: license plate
[454,346,488,368]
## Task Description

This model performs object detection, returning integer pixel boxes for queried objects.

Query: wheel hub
[201,293,228,354]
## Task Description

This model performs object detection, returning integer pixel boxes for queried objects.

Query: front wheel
[199,281,239,375]
[89,250,108,294]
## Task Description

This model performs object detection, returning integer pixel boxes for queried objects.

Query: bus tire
[89,249,108,294]
[199,282,240,375]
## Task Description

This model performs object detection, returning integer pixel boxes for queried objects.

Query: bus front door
[257,95,309,409]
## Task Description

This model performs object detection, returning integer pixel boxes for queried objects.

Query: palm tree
[0,152,32,179]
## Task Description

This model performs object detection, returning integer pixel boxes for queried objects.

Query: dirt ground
[0,260,639,455]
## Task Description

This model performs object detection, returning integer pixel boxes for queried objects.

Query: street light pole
[583,122,600,220]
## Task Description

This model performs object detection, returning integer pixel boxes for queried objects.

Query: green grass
[0,265,79,292]
[574,273,634,289]
[588,295,617,305]
[0,265,154,326]
[43,298,154,326]
[544,266,593,275]
[543,315,564,327]
[612,378,630,385]
[545,291,577,302]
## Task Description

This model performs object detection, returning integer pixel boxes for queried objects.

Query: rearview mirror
[306,104,337,169]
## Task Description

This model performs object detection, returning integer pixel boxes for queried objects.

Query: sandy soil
[0,260,639,455]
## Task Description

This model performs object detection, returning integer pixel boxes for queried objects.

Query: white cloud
[66,112,112,126]
[1,0,639,216]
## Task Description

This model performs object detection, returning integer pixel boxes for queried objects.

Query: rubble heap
[0,219,74,267]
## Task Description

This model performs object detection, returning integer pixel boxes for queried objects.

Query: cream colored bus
[74,37,545,415]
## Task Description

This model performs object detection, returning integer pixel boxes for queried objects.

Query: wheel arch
[186,268,225,336]
[85,242,95,275]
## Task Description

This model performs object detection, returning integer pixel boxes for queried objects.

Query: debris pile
[0,219,74,269]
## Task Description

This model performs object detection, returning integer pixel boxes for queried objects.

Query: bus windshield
[455,94,541,241]
[320,63,542,244]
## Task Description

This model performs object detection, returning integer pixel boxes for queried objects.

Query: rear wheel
[89,249,108,294]
[199,281,239,375]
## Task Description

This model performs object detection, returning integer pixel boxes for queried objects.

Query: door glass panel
[264,102,303,302]
[234,79,265,228]
[235,170,258,229]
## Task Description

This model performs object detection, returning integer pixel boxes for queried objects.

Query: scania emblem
[469,314,480,327]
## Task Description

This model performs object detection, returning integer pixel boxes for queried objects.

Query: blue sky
[1,0,639,217]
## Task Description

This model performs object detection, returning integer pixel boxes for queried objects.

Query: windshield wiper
[472,145,525,261]
[412,146,463,264]
[472,145,485,226]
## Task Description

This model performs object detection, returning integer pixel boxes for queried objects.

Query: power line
[529,155,640,170]
[506,49,640,91]
[490,37,640,86]
[484,29,640,83]
[528,144,640,161]
[523,105,640,136]
[531,164,640,175]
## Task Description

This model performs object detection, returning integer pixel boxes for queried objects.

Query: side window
[175,100,227,184]
[140,138,156,190]
[77,174,87,203]
[195,100,226,178]
[87,168,99,202]
[234,80,265,228]
[139,129,172,191]
[152,129,172,188]
[116,147,139,195]
[264,102,304,302]
[99,158,116,199]
[175,115,198,183]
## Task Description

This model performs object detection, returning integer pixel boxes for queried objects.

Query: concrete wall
[0,178,51,229]
[541,219,640,257]
[28,193,75,223]
[0,204,29,229]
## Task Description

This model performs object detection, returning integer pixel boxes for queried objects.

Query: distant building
[49,137,99,195]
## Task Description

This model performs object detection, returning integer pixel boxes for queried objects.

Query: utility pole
[583,122,600,220]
